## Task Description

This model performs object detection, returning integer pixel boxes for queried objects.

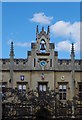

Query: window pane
[63,85,66,89]
[63,85,66,92]
[23,85,26,90]
[43,85,46,91]
[18,85,22,90]
[2,85,5,88]
[59,85,63,91]
[59,85,62,89]
[63,93,66,100]
[39,85,42,91]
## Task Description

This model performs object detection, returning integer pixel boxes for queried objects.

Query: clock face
[40,61,46,66]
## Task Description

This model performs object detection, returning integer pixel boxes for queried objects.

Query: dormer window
[40,39,46,53]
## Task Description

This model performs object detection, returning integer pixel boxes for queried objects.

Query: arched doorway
[36,108,51,120]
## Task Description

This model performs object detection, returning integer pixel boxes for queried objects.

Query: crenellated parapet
[0,58,82,71]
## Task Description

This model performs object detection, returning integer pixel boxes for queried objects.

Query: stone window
[59,84,67,100]
[17,82,27,91]
[18,84,26,91]
[38,82,48,92]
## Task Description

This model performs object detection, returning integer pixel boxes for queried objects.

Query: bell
[40,43,45,50]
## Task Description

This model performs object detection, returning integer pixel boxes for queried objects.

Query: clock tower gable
[30,26,56,70]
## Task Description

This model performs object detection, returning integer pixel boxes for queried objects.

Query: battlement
[58,59,82,65]
[0,58,28,65]
[0,58,82,71]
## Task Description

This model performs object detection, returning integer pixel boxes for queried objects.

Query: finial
[71,43,74,54]
[36,25,39,34]
[47,26,50,34]
[10,41,14,57]
[71,43,75,57]
[42,26,44,32]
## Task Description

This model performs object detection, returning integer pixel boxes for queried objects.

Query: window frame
[17,82,28,91]
[58,83,67,100]
[38,82,48,92]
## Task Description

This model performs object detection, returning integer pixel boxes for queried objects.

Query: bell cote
[30,26,55,70]
[35,26,53,53]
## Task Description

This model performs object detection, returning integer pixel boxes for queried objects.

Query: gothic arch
[38,36,49,52]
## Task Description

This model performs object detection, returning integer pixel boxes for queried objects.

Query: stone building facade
[0,26,82,103]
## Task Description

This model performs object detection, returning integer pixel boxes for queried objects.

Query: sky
[1,0,81,2]
[2,2,80,59]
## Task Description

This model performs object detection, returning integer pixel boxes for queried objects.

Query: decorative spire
[10,41,14,57]
[70,43,75,100]
[9,41,14,89]
[42,26,44,32]
[47,26,50,34]
[36,25,39,34]
[71,43,75,57]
